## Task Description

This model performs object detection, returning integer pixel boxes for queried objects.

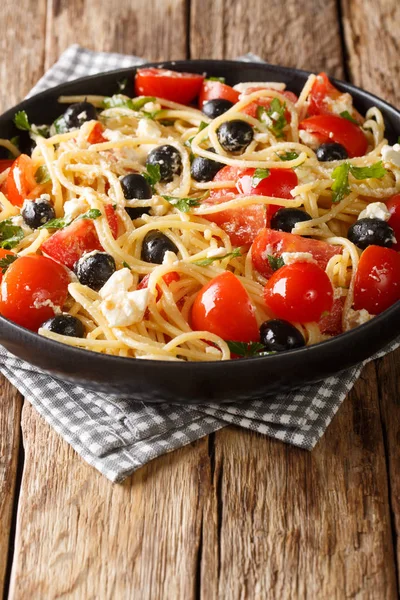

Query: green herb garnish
[0,253,18,274]
[35,165,51,184]
[277,151,299,161]
[257,98,287,138]
[226,341,274,358]
[53,115,69,134]
[206,77,226,83]
[193,247,242,266]
[143,163,161,190]
[331,161,387,203]
[76,208,102,221]
[162,195,201,213]
[13,110,31,131]
[122,261,131,270]
[251,168,270,187]
[102,95,135,110]
[131,96,157,111]
[39,217,71,230]
[267,255,285,271]
[0,220,24,249]
[198,121,209,132]
[340,111,358,125]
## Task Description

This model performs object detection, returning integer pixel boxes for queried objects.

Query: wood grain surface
[0,0,399,598]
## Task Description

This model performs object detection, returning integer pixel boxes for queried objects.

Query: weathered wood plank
[0,1,47,595]
[190,0,343,75]
[201,364,397,599]
[9,405,209,599]
[44,0,188,69]
[0,380,22,599]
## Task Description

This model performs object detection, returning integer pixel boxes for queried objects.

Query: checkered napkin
[1,45,399,482]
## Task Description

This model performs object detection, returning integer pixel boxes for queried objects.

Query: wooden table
[0,1,399,598]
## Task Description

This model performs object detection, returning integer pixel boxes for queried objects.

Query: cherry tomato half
[42,204,118,269]
[307,72,364,124]
[386,193,400,251]
[353,245,400,315]
[241,88,298,119]
[299,114,368,158]
[264,262,333,323]
[135,68,204,105]
[198,80,240,107]
[191,271,259,342]
[0,255,70,331]
[138,271,180,301]
[87,122,106,144]
[0,159,14,174]
[251,228,341,279]
[6,154,37,206]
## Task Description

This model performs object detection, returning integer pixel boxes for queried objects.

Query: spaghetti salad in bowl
[0,66,399,364]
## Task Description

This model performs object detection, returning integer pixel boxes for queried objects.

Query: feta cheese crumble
[358,202,391,222]
[381,143,400,168]
[281,251,316,265]
[63,198,89,221]
[100,288,149,327]
[136,118,162,139]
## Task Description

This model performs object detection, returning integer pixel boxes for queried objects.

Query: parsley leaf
[349,161,387,180]
[331,161,387,203]
[206,76,226,83]
[76,208,102,221]
[13,110,31,131]
[53,115,69,134]
[122,261,131,270]
[198,121,209,132]
[226,340,274,358]
[340,111,358,125]
[143,163,161,190]
[0,220,24,249]
[252,168,270,187]
[162,195,201,213]
[102,95,135,110]
[0,253,18,274]
[39,217,70,230]
[193,248,242,266]
[277,151,299,161]
[267,255,285,271]
[35,165,51,184]
[257,98,287,138]
[131,96,157,111]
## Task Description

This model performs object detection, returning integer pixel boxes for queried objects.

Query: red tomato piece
[0,249,16,283]
[191,271,259,342]
[42,204,118,269]
[318,296,345,336]
[251,228,341,279]
[138,271,180,301]
[299,114,368,158]
[307,72,363,123]
[87,122,106,144]
[0,159,14,174]
[353,245,400,315]
[198,80,240,107]
[241,89,297,119]
[203,166,298,246]
[264,262,333,323]
[0,255,70,331]
[386,193,400,251]
[6,154,37,207]
[135,68,204,105]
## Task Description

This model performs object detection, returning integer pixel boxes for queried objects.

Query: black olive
[270,208,312,233]
[316,142,348,162]
[125,206,151,219]
[141,231,179,264]
[120,174,152,200]
[348,218,395,250]
[41,314,85,338]
[17,131,37,156]
[146,145,182,183]
[21,196,56,229]
[202,99,234,119]
[216,120,253,153]
[74,251,116,291]
[259,319,305,352]
[62,101,98,131]
[191,152,223,182]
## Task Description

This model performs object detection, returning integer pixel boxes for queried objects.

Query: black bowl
[0,60,399,403]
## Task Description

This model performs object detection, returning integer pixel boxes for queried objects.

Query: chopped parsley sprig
[162,195,201,213]
[226,341,275,358]
[0,220,24,249]
[331,161,387,203]
[0,253,18,273]
[257,98,287,139]
[193,248,242,266]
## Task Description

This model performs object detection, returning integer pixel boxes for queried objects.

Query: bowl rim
[0,58,399,371]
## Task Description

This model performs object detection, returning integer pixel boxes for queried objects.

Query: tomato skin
[138,271,180,301]
[191,271,259,342]
[241,89,297,119]
[198,80,240,107]
[318,296,345,336]
[0,255,70,331]
[204,166,298,246]
[135,68,204,105]
[0,159,14,174]
[6,154,37,206]
[386,193,400,251]
[307,72,364,124]
[0,249,15,283]
[41,204,118,269]
[353,246,400,315]
[87,122,106,144]
[251,228,341,279]
[264,262,334,323]
[299,114,368,158]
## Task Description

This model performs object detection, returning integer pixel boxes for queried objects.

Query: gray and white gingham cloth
[1,45,399,482]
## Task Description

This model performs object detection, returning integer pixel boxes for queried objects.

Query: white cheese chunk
[299,130,321,149]
[381,143,400,168]
[162,251,179,267]
[100,288,149,327]
[136,118,162,139]
[281,251,316,265]
[324,93,354,116]
[206,247,226,258]
[99,268,134,300]
[346,308,374,329]
[63,198,89,221]
[12,166,23,194]
[358,202,391,222]
[10,215,32,235]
